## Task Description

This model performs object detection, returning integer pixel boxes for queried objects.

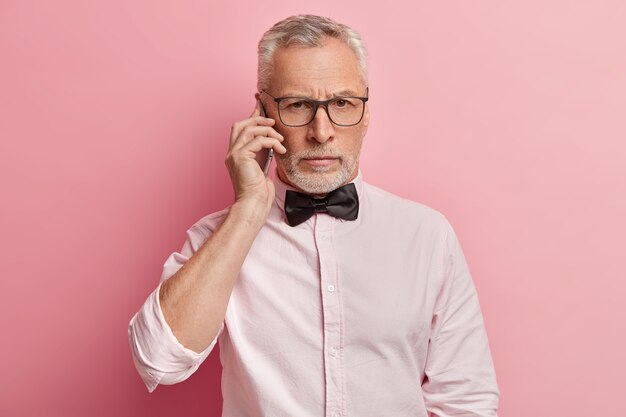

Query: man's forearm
[159,201,265,353]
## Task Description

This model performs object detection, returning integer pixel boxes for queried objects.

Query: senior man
[129,14,499,417]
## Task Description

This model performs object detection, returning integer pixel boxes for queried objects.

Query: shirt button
[333,411,341,417]
[327,284,335,293]
[330,347,338,357]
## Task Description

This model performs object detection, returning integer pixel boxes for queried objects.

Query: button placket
[314,214,345,417]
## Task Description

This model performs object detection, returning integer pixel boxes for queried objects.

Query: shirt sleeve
[422,220,500,416]
[128,222,224,393]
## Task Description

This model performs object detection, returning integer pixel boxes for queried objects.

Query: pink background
[1,1,625,416]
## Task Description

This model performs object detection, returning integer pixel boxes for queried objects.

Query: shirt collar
[272,168,364,213]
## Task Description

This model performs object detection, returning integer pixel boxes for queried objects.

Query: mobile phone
[255,99,274,176]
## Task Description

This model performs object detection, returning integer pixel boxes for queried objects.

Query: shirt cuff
[128,280,221,392]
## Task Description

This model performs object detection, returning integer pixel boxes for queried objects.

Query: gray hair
[257,14,368,92]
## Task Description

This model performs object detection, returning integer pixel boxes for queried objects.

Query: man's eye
[287,100,312,110]
[332,98,355,109]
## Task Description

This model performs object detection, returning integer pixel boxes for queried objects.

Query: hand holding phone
[225,98,286,211]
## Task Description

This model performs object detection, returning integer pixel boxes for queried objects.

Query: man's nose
[307,105,335,143]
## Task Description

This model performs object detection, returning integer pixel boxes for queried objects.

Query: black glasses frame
[260,89,369,127]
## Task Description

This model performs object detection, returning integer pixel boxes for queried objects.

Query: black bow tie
[284,183,359,227]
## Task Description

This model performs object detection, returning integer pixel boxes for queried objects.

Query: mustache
[290,146,343,160]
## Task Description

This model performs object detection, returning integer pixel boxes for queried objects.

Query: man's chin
[286,170,349,195]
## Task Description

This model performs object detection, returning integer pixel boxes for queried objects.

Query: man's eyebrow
[279,89,365,98]
[332,89,360,97]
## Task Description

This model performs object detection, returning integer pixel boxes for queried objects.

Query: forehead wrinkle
[269,40,366,99]
[276,81,365,98]
[279,89,361,99]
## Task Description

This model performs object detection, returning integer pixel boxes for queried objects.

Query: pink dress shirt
[128,170,499,416]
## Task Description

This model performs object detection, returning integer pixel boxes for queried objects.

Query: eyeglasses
[260,89,369,127]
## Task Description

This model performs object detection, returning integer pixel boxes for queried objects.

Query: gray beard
[279,148,358,195]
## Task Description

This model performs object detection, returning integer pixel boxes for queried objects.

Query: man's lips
[302,157,338,167]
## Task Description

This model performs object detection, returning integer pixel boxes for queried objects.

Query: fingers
[224,102,286,205]
[224,136,286,177]
[225,104,287,171]
[240,136,287,155]
[231,116,277,144]
[230,124,284,150]
[231,102,276,144]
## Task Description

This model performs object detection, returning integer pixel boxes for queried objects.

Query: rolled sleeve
[422,221,500,416]
[128,219,224,392]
